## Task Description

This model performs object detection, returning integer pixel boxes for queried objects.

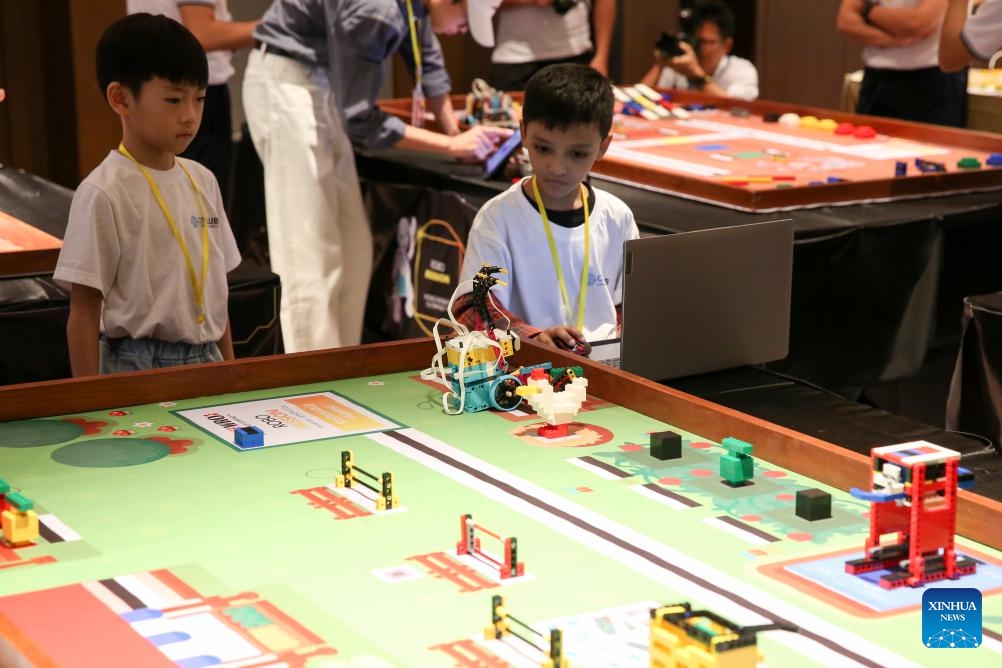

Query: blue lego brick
[235,426,265,448]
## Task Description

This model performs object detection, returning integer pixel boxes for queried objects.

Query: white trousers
[243,49,372,352]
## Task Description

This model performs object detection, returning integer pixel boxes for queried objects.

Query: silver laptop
[591,219,794,381]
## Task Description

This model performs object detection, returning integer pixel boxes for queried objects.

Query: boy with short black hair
[55,13,241,376]
[456,63,639,352]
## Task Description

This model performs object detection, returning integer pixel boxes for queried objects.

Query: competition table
[380,89,1002,212]
[0,168,69,279]
[1,340,1001,666]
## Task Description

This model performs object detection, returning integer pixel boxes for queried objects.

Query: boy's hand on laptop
[536,326,591,356]
[449,126,514,162]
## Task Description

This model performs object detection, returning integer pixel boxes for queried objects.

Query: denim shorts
[99,335,223,374]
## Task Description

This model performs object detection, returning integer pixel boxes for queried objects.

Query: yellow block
[1,509,38,547]
[446,342,496,368]
[799,115,820,128]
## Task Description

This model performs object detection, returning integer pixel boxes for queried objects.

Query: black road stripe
[99,578,145,610]
[578,456,632,478]
[641,483,701,508]
[38,521,61,543]
[716,515,782,543]
[386,430,882,668]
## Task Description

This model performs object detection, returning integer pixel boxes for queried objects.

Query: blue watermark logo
[922,587,981,648]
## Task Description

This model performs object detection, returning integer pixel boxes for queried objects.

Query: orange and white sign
[176,392,400,448]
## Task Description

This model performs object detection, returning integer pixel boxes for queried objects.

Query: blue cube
[235,426,264,448]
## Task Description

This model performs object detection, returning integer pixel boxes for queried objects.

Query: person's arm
[67,283,103,377]
[452,292,543,341]
[426,93,461,136]
[836,0,915,46]
[407,12,460,135]
[395,124,512,160]
[217,320,235,360]
[940,0,974,69]
[869,0,948,38]
[665,41,731,97]
[178,3,258,51]
[333,5,510,158]
[589,0,616,76]
[640,57,666,88]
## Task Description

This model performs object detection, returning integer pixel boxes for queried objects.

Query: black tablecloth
[947,292,1002,453]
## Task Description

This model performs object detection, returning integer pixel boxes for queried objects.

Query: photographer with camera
[489,0,616,91]
[640,0,758,101]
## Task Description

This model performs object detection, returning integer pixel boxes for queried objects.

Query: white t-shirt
[491,3,592,64]
[127,0,234,85]
[459,180,640,341]
[656,54,759,101]
[963,0,1002,61]
[54,151,241,344]
[862,0,941,69]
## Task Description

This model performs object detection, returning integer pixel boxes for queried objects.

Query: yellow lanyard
[531,176,590,330]
[405,0,426,127]
[118,144,210,325]
[405,0,423,90]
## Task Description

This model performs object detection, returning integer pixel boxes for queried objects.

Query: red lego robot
[846,441,976,589]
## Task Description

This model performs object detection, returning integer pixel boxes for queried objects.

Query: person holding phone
[243,0,512,353]
[640,0,758,101]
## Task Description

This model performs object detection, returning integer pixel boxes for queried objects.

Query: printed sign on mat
[176,392,401,448]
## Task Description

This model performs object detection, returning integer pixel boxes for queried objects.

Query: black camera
[553,0,579,15]
[656,32,684,58]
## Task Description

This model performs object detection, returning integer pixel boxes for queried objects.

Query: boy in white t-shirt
[456,63,639,353]
[54,13,241,376]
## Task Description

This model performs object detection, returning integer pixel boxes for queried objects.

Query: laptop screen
[616,219,794,381]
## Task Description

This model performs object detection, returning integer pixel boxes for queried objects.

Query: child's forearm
[218,321,235,361]
[66,284,103,377]
[452,292,542,340]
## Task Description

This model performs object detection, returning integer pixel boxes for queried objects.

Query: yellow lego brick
[1,509,39,547]
[334,474,346,487]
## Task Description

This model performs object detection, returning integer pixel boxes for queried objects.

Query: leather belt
[255,40,298,61]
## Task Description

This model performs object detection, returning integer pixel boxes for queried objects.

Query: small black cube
[796,488,832,521]
[650,431,682,460]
